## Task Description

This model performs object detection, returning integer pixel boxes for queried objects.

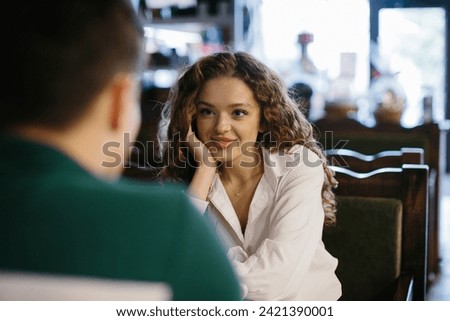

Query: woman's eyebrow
[196,100,214,107]
[196,100,255,109]
[228,103,254,109]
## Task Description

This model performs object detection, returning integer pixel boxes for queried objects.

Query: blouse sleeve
[229,156,327,300]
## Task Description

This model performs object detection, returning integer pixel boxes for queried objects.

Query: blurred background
[131,0,448,129]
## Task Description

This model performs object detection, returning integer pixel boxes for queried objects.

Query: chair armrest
[393,272,414,301]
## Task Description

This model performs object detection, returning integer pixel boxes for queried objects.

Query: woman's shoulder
[287,144,321,162]
[263,144,323,178]
[264,144,322,167]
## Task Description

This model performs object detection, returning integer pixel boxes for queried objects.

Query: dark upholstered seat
[324,196,403,300]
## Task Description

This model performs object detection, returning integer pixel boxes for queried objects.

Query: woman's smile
[208,136,239,149]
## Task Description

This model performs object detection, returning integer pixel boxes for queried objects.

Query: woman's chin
[211,152,238,167]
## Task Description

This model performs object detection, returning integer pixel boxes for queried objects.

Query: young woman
[158,51,342,300]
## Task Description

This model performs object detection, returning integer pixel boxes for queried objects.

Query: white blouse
[190,145,342,301]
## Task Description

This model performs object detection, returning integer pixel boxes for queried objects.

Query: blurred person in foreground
[0,0,240,301]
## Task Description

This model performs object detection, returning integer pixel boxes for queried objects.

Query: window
[259,0,449,129]
[377,7,446,127]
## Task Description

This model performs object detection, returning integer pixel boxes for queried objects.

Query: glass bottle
[324,52,358,120]
[298,32,317,74]
[288,32,327,121]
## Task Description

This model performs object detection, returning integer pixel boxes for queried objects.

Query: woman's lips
[213,141,233,149]
[207,137,238,149]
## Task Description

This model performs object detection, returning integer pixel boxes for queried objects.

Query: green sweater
[0,135,241,301]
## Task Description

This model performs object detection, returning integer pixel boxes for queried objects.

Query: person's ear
[109,74,134,131]
[259,120,267,134]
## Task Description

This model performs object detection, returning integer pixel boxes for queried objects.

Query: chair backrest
[325,147,424,172]
[323,164,429,300]
[314,119,440,168]
[0,270,172,300]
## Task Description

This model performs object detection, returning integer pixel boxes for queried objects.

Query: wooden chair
[324,147,432,289]
[325,147,424,172]
[323,164,429,300]
[314,117,442,282]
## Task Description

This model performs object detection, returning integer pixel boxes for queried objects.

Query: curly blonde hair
[158,51,337,227]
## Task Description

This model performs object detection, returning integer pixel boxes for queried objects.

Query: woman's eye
[233,109,248,117]
[198,108,214,116]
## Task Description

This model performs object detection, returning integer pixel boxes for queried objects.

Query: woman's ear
[259,109,267,133]
[259,120,267,134]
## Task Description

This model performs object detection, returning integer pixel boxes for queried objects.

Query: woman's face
[195,76,263,165]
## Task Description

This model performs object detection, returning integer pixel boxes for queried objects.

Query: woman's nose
[214,114,232,134]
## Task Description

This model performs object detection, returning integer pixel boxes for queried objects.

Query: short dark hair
[1,0,145,130]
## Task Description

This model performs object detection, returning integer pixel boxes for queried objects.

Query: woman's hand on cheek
[186,125,216,168]
[185,124,218,201]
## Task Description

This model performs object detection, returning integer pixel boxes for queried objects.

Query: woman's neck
[219,147,264,185]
